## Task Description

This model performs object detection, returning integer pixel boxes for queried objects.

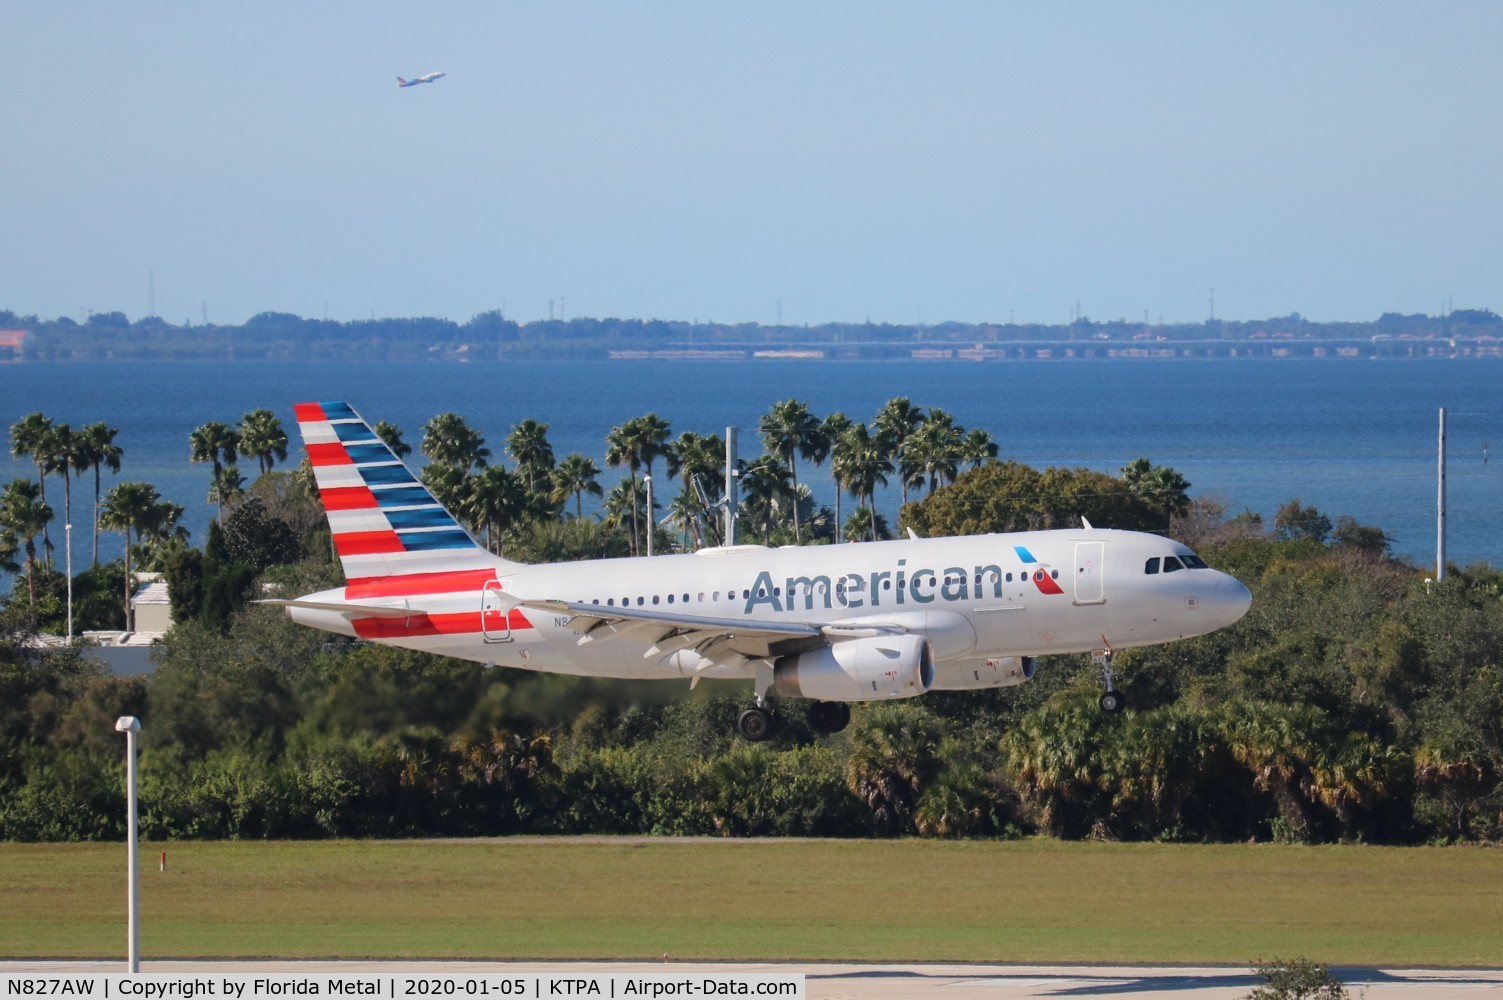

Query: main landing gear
[1092,642,1127,714]
[736,701,852,741]
[738,664,779,743]
[736,667,853,742]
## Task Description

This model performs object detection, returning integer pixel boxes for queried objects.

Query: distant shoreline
[5,309,1502,363]
[6,343,1503,363]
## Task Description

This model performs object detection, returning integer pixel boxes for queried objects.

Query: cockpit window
[1144,557,1160,575]
[1163,555,1185,573]
[1182,553,1208,569]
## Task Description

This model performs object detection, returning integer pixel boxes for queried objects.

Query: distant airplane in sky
[397,72,446,88]
[276,401,1253,742]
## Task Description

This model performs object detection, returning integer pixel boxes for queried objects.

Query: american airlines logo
[742,551,1061,615]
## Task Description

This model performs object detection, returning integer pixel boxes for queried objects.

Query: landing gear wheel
[1099,690,1126,714]
[808,701,852,735]
[737,707,776,742]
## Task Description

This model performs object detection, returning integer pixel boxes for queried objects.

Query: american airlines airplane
[275,402,1253,741]
[397,72,446,87]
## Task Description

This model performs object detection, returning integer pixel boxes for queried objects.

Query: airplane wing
[505,595,907,663]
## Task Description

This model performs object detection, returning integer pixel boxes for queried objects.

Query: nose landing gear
[1092,640,1127,714]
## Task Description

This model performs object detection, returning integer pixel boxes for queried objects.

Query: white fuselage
[289,528,1252,689]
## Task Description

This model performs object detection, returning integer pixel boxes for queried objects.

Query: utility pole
[644,475,654,557]
[1437,407,1447,582]
[65,523,73,640]
[725,428,739,546]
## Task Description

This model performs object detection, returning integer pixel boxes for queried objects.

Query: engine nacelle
[928,656,1037,691]
[773,634,934,702]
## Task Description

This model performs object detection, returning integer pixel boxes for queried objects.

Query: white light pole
[644,475,654,557]
[1437,407,1447,583]
[65,522,73,640]
[115,716,141,973]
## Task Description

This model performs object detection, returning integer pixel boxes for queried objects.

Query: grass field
[1,839,1499,966]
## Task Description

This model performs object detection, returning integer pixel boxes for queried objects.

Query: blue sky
[5,2,1501,327]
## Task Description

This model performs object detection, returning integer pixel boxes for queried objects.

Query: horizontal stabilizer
[257,598,416,619]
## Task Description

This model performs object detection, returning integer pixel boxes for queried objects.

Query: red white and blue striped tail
[293,401,511,583]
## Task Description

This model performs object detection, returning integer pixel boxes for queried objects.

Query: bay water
[2,358,1499,571]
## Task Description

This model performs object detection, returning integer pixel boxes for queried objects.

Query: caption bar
[4,975,803,1000]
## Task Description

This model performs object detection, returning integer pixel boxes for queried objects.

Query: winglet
[1081,516,1094,530]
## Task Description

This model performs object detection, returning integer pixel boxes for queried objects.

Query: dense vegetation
[1,400,1499,843]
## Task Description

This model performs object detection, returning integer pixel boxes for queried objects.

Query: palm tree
[874,397,926,507]
[0,525,18,577]
[550,453,603,519]
[505,419,555,496]
[601,477,650,547]
[0,478,54,620]
[833,424,892,540]
[421,412,490,470]
[465,465,527,553]
[664,488,709,549]
[1222,700,1322,841]
[636,414,673,478]
[667,431,726,497]
[738,457,794,543]
[100,481,162,631]
[239,408,289,475]
[75,422,122,564]
[758,399,822,543]
[666,431,725,544]
[904,408,964,495]
[605,414,671,555]
[132,500,189,573]
[207,465,247,512]
[373,420,412,459]
[960,428,999,470]
[41,422,82,570]
[818,412,852,535]
[189,421,241,523]
[9,413,55,565]
[846,703,945,835]
[419,463,472,515]
[1002,691,1114,837]
[1121,458,1192,527]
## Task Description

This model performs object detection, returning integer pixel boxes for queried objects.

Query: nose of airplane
[1212,572,1253,626]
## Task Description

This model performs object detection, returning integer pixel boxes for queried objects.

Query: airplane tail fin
[293,401,514,583]
[396,76,407,86]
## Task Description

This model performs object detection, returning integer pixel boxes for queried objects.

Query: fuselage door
[1073,541,1106,606]
[481,580,512,643]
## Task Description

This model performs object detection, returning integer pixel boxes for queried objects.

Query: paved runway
[5,961,1501,1000]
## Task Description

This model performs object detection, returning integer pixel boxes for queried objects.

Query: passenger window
[1145,558,1160,575]
[1163,556,1184,573]
[654,595,661,605]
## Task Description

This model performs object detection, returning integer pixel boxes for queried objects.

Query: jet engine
[773,634,934,702]
[928,655,1036,691]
